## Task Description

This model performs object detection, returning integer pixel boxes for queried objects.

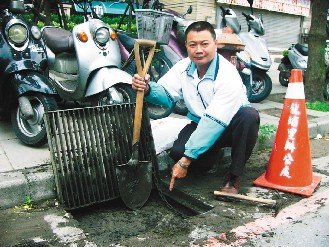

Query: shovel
[116,39,156,210]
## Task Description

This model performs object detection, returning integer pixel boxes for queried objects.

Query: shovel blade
[116,160,153,210]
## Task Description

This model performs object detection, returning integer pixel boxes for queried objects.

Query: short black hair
[185,21,216,40]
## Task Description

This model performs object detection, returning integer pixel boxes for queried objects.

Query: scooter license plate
[29,44,44,53]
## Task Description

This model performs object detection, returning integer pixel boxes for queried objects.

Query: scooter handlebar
[242,12,253,21]
[220,6,231,16]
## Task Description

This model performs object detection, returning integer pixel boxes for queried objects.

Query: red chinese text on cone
[254,69,321,197]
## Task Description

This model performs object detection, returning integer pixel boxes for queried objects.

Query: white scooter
[219,2,272,103]
[42,0,134,107]
[239,5,272,102]
[278,43,308,87]
[278,42,329,99]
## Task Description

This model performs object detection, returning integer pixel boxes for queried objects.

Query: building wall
[161,0,217,25]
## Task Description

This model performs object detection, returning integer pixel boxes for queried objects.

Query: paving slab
[0,138,50,170]
[0,144,4,154]
[0,154,13,172]
[259,113,279,127]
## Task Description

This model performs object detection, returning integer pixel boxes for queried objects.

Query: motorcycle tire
[173,99,188,115]
[239,72,252,100]
[279,71,289,87]
[93,83,136,106]
[147,51,175,119]
[249,70,272,103]
[11,94,58,147]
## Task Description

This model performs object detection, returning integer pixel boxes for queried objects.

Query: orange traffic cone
[253,69,321,197]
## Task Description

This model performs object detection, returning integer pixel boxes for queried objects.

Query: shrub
[21,13,136,33]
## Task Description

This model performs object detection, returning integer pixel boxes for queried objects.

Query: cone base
[253,172,322,197]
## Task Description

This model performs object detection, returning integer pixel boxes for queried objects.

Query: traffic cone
[253,69,321,197]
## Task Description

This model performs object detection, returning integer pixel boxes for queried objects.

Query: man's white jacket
[146,54,250,160]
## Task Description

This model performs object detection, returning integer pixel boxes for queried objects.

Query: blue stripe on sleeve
[145,81,175,109]
[184,114,227,159]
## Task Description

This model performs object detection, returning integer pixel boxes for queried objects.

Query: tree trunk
[304,0,329,101]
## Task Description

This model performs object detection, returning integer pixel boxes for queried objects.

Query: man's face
[185,30,217,67]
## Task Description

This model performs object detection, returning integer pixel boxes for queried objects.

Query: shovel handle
[132,39,156,145]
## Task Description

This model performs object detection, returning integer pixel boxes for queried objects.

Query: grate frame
[44,103,156,210]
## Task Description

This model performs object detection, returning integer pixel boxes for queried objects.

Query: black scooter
[0,0,58,146]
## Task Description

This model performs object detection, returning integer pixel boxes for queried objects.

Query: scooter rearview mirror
[183,5,192,18]
[9,0,25,13]
[187,5,192,15]
[93,5,104,19]
[247,0,254,7]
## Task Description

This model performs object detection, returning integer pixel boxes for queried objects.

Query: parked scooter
[117,2,181,119]
[42,0,134,109]
[278,42,329,99]
[0,0,58,146]
[219,2,272,102]
[278,43,308,87]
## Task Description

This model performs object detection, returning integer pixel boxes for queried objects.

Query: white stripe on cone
[285,82,305,99]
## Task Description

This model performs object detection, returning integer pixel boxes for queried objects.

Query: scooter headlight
[8,23,28,46]
[31,26,41,40]
[95,27,109,46]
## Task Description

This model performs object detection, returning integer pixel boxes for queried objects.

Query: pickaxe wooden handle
[214,191,277,206]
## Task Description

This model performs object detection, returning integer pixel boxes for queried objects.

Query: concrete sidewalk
[1,58,329,209]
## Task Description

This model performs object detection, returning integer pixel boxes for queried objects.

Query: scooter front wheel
[11,94,58,147]
[147,51,175,119]
[279,71,289,87]
[249,70,272,103]
[93,83,136,106]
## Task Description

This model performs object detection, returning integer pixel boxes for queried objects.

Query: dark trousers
[169,107,260,176]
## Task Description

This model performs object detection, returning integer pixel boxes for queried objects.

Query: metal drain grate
[44,104,155,210]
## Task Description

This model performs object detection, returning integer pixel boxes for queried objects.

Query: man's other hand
[132,74,150,92]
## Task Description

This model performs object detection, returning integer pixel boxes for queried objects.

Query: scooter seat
[43,27,74,54]
[117,31,136,53]
[295,43,308,56]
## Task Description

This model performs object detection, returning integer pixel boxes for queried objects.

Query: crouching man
[132,21,260,194]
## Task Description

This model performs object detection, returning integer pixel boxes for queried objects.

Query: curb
[0,165,56,209]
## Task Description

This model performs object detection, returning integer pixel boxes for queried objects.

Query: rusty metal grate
[44,104,155,210]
